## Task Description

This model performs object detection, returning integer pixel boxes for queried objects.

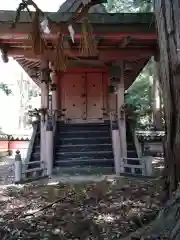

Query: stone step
[56,122,110,126]
[55,143,112,152]
[54,150,114,160]
[56,130,110,139]
[53,166,114,176]
[127,143,136,150]
[55,137,112,145]
[57,124,110,131]
[126,159,141,165]
[127,150,138,158]
[34,144,112,152]
[55,158,114,167]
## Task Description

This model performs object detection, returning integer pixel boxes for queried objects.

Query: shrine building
[0,0,157,176]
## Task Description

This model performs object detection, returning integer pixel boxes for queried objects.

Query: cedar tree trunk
[154,0,180,196]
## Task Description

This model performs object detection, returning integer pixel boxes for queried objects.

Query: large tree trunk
[129,3,180,238]
[154,0,180,196]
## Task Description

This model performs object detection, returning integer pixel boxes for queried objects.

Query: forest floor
[0,156,164,239]
[0,176,162,239]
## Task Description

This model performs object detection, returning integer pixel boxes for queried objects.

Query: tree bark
[154,0,180,195]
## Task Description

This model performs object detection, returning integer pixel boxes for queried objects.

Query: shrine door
[86,73,103,120]
[61,74,85,120]
[61,72,107,121]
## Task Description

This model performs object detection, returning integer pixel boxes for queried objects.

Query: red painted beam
[0,38,157,47]
[0,32,157,42]
[75,32,157,40]
[8,48,155,61]
[63,67,107,73]
[0,22,157,41]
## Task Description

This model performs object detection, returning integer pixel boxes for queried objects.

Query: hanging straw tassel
[80,18,98,57]
[54,32,67,71]
[29,10,46,55]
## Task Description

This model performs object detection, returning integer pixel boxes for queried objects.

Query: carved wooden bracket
[108,65,121,82]
[108,85,116,93]
[40,68,51,84]
[50,83,57,91]
[119,104,126,120]
[39,108,48,122]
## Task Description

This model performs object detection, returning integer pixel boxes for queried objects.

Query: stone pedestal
[46,119,53,176]
[111,121,124,175]
[14,150,22,183]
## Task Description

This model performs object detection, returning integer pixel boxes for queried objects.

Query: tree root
[128,193,180,239]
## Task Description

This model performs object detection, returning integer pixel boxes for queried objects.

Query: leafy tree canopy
[106,0,153,13]
[125,61,153,129]
[105,0,154,129]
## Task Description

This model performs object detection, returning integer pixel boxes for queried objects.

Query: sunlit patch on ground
[96,213,115,223]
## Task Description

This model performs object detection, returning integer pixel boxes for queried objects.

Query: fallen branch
[21,195,68,218]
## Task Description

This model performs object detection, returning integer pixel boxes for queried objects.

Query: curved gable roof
[56,0,107,13]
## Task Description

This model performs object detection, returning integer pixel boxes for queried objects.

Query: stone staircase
[28,123,40,168]
[53,122,114,175]
[26,120,138,176]
[125,121,140,174]
[25,123,42,178]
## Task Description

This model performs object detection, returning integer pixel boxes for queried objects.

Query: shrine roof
[56,0,107,13]
[0,10,156,90]
[0,10,154,26]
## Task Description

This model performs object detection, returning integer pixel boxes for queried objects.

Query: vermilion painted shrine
[0,0,158,177]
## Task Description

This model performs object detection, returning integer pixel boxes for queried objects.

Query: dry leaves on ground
[0,177,162,239]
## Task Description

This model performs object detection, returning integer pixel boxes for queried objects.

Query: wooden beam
[0,11,155,25]
[8,48,155,61]
[61,67,107,73]
[118,36,132,48]
[0,39,157,51]
[0,23,157,41]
